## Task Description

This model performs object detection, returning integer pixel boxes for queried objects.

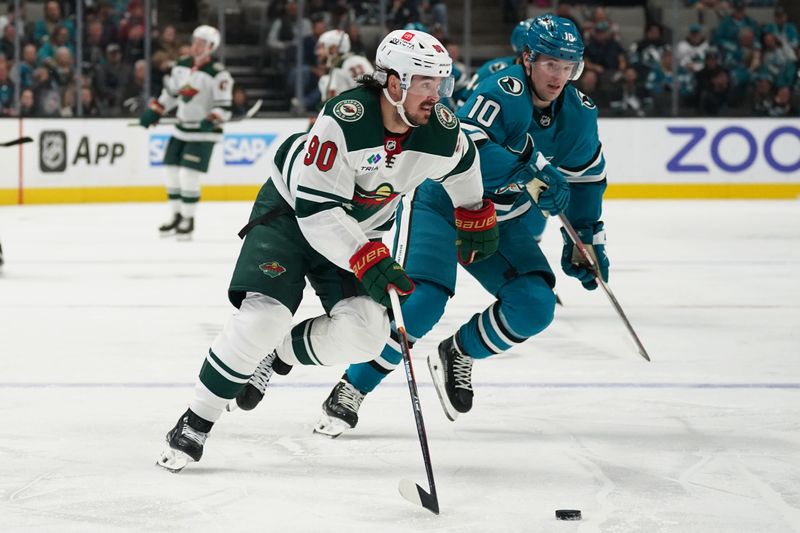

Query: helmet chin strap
[383,88,420,128]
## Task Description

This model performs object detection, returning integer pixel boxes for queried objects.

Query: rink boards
[0,117,798,204]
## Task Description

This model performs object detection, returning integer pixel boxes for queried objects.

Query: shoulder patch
[575,88,596,109]
[332,99,364,122]
[434,103,458,129]
[498,76,524,96]
[488,61,509,74]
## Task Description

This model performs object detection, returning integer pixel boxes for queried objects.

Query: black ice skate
[159,213,182,235]
[157,408,213,472]
[313,374,366,438]
[175,217,194,240]
[228,351,292,411]
[428,335,474,421]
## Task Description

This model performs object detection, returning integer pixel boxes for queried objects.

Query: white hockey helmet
[192,25,221,54]
[374,29,454,127]
[317,29,351,55]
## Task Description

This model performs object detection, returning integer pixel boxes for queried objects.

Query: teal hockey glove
[522,154,570,216]
[350,242,415,307]
[560,221,609,290]
[454,199,499,265]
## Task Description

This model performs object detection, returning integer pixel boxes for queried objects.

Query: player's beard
[405,99,436,126]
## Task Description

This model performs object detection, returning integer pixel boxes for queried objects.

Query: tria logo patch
[259,261,286,278]
[367,153,382,164]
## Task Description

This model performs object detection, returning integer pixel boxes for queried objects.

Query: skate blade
[225,400,239,412]
[176,233,193,242]
[426,355,458,422]
[156,446,193,472]
[159,231,176,238]
[313,413,350,439]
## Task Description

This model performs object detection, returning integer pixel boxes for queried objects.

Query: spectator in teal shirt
[763,5,798,61]
[714,0,760,50]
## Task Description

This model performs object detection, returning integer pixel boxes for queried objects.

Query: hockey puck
[555,509,582,520]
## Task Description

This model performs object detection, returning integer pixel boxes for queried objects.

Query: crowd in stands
[0,0,797,118]
[557,0,799,116]
[0,0,186,117]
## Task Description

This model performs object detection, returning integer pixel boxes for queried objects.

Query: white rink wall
[0,117,798,203]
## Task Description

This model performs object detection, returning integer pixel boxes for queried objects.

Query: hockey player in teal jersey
[238,14,610,436]
[454,18,532,107]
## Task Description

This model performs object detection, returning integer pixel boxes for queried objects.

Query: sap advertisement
[1,117,797,203]
[9,118,307,191]
[601,118,800,183]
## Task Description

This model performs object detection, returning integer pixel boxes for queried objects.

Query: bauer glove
[561,221,609,290]
[454,199,499,265]
[350,242,415,307]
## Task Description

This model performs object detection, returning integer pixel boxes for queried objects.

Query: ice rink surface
[1,199,799,532]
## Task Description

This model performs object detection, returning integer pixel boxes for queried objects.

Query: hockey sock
[178,166,201,219]
[345,280,449,392]
[456,275,555,359]
[165,165,181,213]
[191,293,292,422]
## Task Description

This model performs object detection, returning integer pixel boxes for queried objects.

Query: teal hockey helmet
[524,14,584,79]
[510,18,534,54]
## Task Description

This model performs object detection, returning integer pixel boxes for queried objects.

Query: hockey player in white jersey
[316,29,374,104]
[139,25,233,239]
[157,29,499,472]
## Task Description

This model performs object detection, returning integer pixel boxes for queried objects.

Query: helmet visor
[406,75,455,98]
[531,56,584,80]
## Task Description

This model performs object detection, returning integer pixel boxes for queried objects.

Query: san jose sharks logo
[498,76,524,96]
[178,84,199,102]
[259,261,286,278]
[575,88,596,109]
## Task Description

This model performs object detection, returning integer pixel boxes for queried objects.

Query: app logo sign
[40,130,67,173]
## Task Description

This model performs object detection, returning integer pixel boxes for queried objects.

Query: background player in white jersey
[316,29,373,104]
[139,25,233,239]
[157,29,499,472]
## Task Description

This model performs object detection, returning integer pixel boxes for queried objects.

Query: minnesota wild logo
[259,261,286,278]
[178,84,199,102]
[435,103,457,129]
[333,99,364,122]
[498,76,524,96]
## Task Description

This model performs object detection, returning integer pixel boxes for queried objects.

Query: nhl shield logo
[435,103,458,129]
[385,139,397,151]
[333,99,364,122]
[259,261,287,278]
[539,115,552,127]
[39,130,67,173]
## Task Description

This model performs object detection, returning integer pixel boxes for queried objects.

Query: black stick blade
[1,137,34,147]
[398,479,439,515]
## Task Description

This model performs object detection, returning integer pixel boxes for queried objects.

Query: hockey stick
[1,137,33,147]
[128,99,263,127]
[389,288,440,515]
[558,213,651,361]
[527,178,651,362]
